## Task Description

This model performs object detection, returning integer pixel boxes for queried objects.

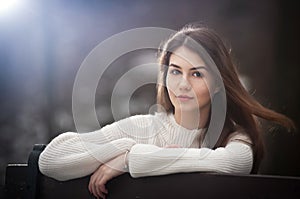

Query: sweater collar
[168,113,205,134]
[156,112,206,148]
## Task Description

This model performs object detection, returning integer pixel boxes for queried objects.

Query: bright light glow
[0,0,19,14]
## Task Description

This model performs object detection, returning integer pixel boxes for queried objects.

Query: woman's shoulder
[226,127,253,146]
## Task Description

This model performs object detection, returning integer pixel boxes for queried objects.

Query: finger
[97,189,106,199]
[88,175,95,193]
[94,175,104,198]
[95,183,107,199]
[89,166,101,194]
[91,179,100,198]
[100,184,108,194]
[99,177,109,194]
[89,175,96,195]
[90,171,104,198]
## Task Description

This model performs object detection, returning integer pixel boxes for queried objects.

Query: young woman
[38,23,295,199]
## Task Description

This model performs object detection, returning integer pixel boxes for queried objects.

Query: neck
[174,108,210,130]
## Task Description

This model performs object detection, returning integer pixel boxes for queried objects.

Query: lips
[176,95,194,101]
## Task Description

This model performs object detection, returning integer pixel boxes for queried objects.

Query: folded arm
[128,141,253,178]
[39,131,136,181]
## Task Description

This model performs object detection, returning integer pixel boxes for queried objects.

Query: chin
[176,105,200,112]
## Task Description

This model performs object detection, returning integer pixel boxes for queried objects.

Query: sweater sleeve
[38,114,157,181]
[38,130,136,181]
[128,141,253,178]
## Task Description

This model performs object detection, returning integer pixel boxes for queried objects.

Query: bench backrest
[4,144,300,199]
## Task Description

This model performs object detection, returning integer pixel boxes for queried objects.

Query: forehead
[169,46,205,67]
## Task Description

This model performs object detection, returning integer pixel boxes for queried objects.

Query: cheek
[166,74,178,89]
[192,79,211,99]
[166,75,178,103]
[166,75,180,96]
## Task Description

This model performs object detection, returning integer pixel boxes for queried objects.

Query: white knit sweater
[38,112,253,181]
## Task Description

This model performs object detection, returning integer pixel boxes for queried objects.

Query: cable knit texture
[38,112,253,181]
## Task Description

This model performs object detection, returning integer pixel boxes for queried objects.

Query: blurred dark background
[0,0,299,185]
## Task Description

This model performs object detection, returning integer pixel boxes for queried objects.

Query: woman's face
[166,46,216,114]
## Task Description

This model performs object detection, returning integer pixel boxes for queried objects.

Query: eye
[169,69,181,75]
[192,71,203,78]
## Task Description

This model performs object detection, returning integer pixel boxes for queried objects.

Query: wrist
[123,150,129,172]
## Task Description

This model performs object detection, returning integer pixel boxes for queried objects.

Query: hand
[88,153,127,199]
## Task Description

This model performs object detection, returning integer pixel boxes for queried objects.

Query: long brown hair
[156,23,295,173]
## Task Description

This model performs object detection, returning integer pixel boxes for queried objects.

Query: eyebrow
[169,63,207,71]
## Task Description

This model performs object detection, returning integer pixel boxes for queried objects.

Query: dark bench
[4,144,300,199]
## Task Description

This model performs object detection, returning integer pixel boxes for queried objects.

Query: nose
[178,76,191,91]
